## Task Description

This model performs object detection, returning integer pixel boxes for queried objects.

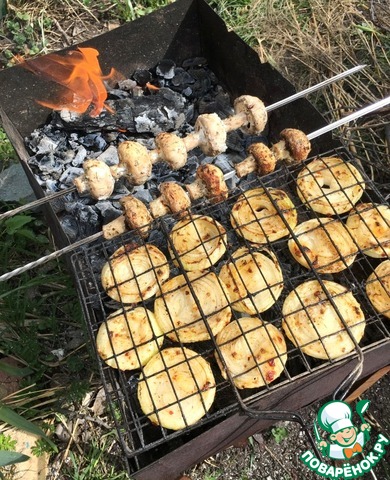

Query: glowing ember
[22,47,122,117]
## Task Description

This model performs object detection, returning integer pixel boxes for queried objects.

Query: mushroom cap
[247,143,277,176]
[234,95,267,135]
[155,132,187,170]
[195,164,228,202]
[195,113,227,156]
[120,195,152,237]
[279,128,311,162]
[117,141,152,185]
[153,182,191,217]
[75,159,115,200]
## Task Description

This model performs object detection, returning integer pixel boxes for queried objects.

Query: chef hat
[318,401,353,434]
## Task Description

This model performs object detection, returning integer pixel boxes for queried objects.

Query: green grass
[0,127,17,170]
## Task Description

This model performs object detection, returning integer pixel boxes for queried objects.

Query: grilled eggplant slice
[138,347,216,430]
[101,244,169,304]
[282,279,365,360]
[296,156,365,215]
[215,317,287,389]
[230,187,297,244]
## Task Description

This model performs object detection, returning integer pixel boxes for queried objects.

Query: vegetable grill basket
[71,145,390,477]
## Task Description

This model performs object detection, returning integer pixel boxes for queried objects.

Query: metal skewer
[1,94,389,283]
[0,64,367,223]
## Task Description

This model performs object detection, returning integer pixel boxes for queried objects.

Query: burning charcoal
[79,133,107,150]
[44,179,60,192]
[170,68,196,87]
[60,166,84,186]
[132,69,152,87]
[52,89,189,134]
[71,146,88,167]
[95,201,122,223]
[27,127,68,154]
[182,86,193,97]
[226,131,246,153]
[66,203,100,237]
[96,145,119,166]
[156,59,176,80]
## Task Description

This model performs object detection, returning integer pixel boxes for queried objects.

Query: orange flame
[22,47,123,117]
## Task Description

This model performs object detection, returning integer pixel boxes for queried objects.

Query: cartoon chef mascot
[317,400,371,460]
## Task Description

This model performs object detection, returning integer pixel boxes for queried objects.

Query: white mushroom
[186,164,228,203]
[149,182,191,218]
[224,95,267,134]
[151,132,187,170]
[235,143,277,178]
[73,159,115,200]
[184,113,227,156]
[112,141,152,185]
[120,195,153,238]
[272,128,311,164]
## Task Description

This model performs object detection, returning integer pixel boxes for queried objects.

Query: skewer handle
[0,231,102,283]
[0,186,76,222]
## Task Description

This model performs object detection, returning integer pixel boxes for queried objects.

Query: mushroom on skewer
[103,164,228,240]
[235,128,311,178]
[101,95,267,189]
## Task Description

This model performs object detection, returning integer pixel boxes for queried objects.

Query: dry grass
[247,0,390,167]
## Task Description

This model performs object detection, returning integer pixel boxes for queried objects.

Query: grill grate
[71,146,389,469]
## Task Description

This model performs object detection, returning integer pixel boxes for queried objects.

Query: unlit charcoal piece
[59,167,84,186]
[132,69,152,86]
[171,68,195,87]
[71,147,88,167]
[156,59,176,79]
[80,133,107,150]
[95,201,122,223]
[51,89,189,134]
